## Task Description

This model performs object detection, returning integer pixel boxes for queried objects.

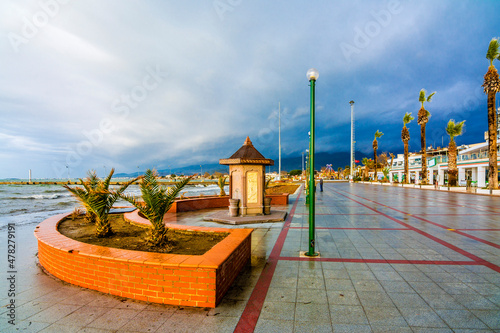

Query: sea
[0,182,229,230]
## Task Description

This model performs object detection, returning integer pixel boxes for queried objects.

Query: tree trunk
[404,141,409,184]
[374,148,378,180]
[150,223,168,246]
[448,140,458,186]
[95,216,113,238]
[420,124,428,185]
[487,91,498,189]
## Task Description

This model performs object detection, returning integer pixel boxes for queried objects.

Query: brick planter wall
[266,193,289,205]
[166,194,288,213]
[35,212,252,308]
[168,196,229,213]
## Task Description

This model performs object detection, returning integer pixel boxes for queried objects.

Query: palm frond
[102,168,115,190]
[427,92,436,102]
[375,130,384,139]
[419,89,426,103]
[446,119,466,141]
[486,38,500,64]
[403,112,414,125]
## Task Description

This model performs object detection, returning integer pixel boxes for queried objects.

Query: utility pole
[302,152,304,173]
[278,102,281,181]
[350,100,355,180]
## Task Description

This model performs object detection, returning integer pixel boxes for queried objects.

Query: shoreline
[0,180,219,186]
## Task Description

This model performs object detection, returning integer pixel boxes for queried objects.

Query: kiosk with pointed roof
[219,137,274,216]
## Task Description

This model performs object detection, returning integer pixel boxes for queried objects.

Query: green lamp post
[305,68,319,257]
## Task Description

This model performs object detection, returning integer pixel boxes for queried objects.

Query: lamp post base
[300,251,320,258]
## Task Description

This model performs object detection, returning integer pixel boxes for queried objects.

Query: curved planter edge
[35,212,252,308]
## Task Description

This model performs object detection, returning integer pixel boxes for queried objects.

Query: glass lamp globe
[306,68,319,81]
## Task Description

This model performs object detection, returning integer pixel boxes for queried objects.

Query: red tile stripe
[455,229,500,231]
[289,227,410,231]
[234,189,302,333]
[279,257,481,266]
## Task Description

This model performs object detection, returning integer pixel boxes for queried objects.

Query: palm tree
[482,38,500,189]
[446,120,466,186]
[417,89,436,184]
[76,170,99,223]
[120,169,192,247]
[362,158,372,180]
[217,175,227,196]
[64,169,137,237]
[401,112,414,184]
[373,130,384,180]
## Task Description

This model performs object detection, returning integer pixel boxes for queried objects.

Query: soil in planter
[58,214,228,255]
[265,183,300,195]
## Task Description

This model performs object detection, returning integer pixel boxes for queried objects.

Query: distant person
[319,178,323,192]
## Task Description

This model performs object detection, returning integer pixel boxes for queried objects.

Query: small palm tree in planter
[217,175,227,196]
[446,119,466,186]
[78,171,99,223]
[120,169,192,247]
[64,168,138,237]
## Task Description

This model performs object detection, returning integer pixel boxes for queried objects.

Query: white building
[389,141,499,187]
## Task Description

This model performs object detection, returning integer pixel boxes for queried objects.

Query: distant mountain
[114,151,366,178]
[114,163,229,178]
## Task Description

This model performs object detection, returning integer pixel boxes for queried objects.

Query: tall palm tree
[373,130,384,180]
[64,169,137,237]
[401,112,414,184]
[417,89,436,184]
[482,38,500,189]
[446,120,466,186]
[120,169,192,247]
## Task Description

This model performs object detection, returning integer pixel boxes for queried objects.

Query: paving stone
[399,307,448,328]
[259,301,295,321]
[331,324,372,332]
[419,292,466,310]
[294,303,331,323]
[55,306,111,327]
[452,294,500,310]
[471,309,500,329]
[327,290,361,306]
[28,303,83,323]
[364,306,407,327]
[435,309,489,329]
[357,291,395,308]
[296,288,328,304]
[293,321,333,333]
[324,278,355,291]
[329,305,368,324]
[116,309,172,332]
[85,308,140,330]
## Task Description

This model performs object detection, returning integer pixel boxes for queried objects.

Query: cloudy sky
[1,0,499,179]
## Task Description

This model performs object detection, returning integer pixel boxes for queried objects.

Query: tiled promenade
[1,182,500,332]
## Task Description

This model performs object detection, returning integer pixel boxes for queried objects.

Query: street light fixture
[305,68,319,257]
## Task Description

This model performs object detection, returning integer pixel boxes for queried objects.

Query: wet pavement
[1,182,499,332]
